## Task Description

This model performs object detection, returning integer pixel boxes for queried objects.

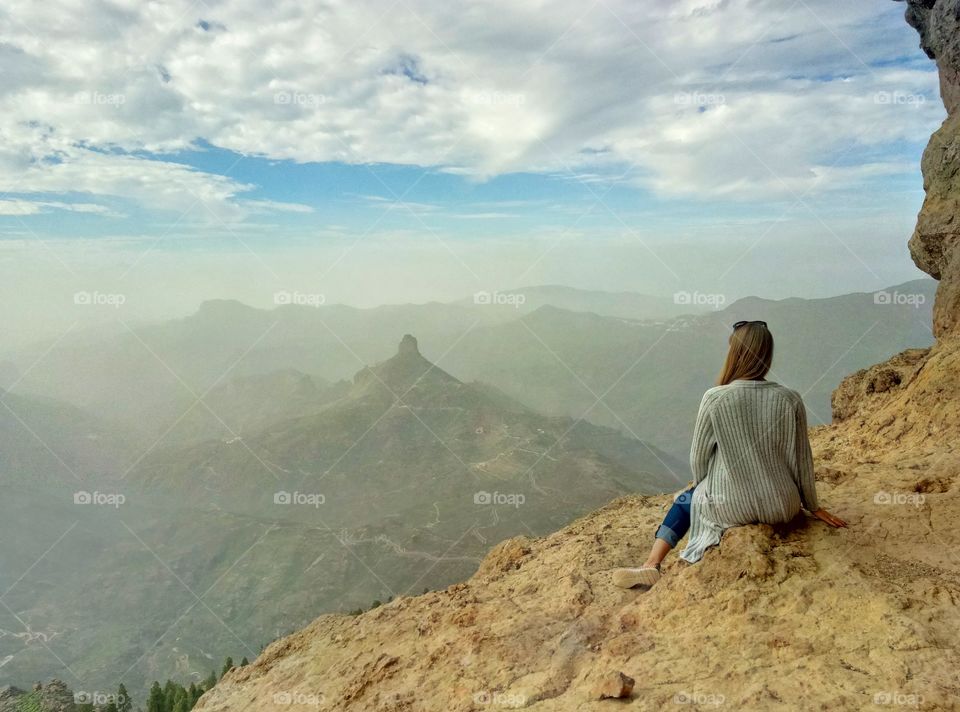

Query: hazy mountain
[156,368,343,448]
[131,334,682,511]
[3,280,936,463]
[4,300,503,432]
[0,389,129,486]
[0,336,679,696]
[461,284,706,320]
[439,279,938,456]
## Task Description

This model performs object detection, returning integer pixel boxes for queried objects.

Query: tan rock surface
[903,0,960,337]
[194,347,960,710]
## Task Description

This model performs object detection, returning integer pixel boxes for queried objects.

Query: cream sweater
[679,380,820,563]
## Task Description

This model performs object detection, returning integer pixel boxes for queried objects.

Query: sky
[0,0,945,345]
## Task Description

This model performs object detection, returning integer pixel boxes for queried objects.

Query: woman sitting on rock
[613,320,847,589]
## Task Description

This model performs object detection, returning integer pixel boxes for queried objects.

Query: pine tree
[117,683,132,712]
[103,702,119,712]
[163,680,179,711]
[171,687,190,712]
[203,670,217,690]
[187,682,199,706]
[146,681,165,712]
[220,656,234,679]
[240,657,249,666]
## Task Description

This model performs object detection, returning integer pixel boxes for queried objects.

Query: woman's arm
[689,391,717,484]
[794,397,820,512]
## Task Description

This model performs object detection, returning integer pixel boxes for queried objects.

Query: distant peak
[195,299,259,315]
[398,334,419,356]
[352,333,459,392]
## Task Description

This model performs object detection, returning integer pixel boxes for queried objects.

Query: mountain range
[2,279,937,463]
[0,278,939,697]
[0,335,679,696]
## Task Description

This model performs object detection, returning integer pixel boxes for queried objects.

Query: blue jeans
[655,486,696,548]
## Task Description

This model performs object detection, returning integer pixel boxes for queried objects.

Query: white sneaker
[612,566,661,589]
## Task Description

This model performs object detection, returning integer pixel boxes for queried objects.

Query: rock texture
[591,672,635,700]
[830,347,929,422]
[194,412,960,710]
[902,0,960,337]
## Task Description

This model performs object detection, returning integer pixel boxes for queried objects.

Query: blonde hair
[717,322,774,386]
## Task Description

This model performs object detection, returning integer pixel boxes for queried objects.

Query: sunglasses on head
[732,320,768,331]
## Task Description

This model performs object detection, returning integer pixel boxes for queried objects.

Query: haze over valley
[0,277,936,693]
[0,1,952,708]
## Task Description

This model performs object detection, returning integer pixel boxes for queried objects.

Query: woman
[613,320,847,589]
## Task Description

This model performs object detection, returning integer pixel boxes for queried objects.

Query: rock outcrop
[902,0,960,337]
[0,680,76,712]
[194,429,960,710]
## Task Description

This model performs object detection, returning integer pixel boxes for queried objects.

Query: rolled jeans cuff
[655,524,680,548]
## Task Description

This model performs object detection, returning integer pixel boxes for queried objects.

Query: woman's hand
[812,508,847,528]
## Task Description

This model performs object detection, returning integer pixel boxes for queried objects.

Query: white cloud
[0,0,942,215]
[0,198,121,216]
